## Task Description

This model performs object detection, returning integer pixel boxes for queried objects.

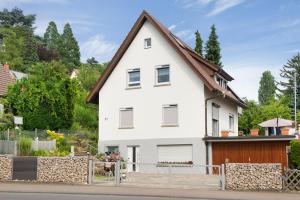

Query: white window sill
[161,124,179,127]
[118,127,134,129]
[154,83,171,87]
[125,86,141,90]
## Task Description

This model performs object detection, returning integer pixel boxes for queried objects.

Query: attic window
[215,75,227,89]
[144,38,151,49]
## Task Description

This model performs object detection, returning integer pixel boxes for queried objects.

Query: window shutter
[120,108,133,128]
[212,104,219,120]
[163,105,178,125]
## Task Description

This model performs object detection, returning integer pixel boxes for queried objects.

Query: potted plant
[250,127,259,136]
[281,127,289,135]
[221,130,229,137]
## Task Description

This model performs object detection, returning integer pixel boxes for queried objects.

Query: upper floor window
[215,75,227,89]
[156,65,170,85]
[119,107,134,128]
[127,68,140,88]
[229,114,234,131]
[144,38,151,49]
[162,104,178,126]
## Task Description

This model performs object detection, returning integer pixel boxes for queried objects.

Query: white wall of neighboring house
[205,89,239,137]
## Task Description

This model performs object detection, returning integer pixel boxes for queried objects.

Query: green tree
[0,28,24,70]
[61,23,80,70]
[238,99,261,134]
[78,64,101,91]
[194,30,203,56]
[258,70,276,105]
[6,61,79,130]
[279,53,300,116]
[0,7,35,28]
[0,8,38,71]
[238,98,291,134]
[205,25,222,67]
[87,57,98,67]
[44,21,61,53]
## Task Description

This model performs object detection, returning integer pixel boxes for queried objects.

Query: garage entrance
[204,136,295,169]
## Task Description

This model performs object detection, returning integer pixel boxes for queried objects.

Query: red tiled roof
[0,64,16,96]
[87,10,245,107]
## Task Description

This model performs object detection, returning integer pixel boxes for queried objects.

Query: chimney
[3,63,9,72]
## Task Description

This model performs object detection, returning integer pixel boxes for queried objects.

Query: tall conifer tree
[61,23,80,69]
[44,21,61,52]
[194,30,203,56]
[205,25,222,67]
[258,70,276,105]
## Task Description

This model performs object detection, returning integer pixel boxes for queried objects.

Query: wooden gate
[12,157,37,181]
[212,140,290,168]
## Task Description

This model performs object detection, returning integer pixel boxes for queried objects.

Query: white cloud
[206,0,244,17]
[178,0,244,17]
[168,24,177,31]
[181,0,213,8]
[174,29,195,42]
[80,34,117,63]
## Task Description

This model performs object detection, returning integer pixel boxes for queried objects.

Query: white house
[87,11,245,171]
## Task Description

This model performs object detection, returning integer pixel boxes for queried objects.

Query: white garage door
[157,145,193,162]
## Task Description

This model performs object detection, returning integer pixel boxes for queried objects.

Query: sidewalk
[0,182,299,200]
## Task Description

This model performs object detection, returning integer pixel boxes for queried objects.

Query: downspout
[204,91,226,173]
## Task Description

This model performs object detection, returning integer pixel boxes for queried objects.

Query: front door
[127,146,139,172]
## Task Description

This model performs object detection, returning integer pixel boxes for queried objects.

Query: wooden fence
[283,169,300,191]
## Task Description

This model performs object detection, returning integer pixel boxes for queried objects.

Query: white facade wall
[97,20,239,166]
[98,21,206,141]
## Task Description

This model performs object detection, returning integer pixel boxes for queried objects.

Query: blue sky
[1,0,300,100]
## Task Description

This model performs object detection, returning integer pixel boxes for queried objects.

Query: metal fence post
[115,160,121,186]
[88,159,93,184]
[221,164,225,190]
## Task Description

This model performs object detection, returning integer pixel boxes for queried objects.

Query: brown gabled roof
[87,10,245,107]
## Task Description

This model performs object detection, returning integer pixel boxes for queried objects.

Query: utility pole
[294,71,297,131]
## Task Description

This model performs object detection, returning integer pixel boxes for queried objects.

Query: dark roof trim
[203,135,296,142]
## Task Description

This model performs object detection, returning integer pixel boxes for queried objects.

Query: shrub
[291,140,300,169]
[31,150,47,156]
[47,130,70,152]
[18,136,32,156]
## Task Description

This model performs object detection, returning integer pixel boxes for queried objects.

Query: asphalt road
[0,193,209,200]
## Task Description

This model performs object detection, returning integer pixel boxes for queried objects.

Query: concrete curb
[0,183,299,200]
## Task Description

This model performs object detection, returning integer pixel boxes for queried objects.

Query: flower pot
[221,130,229,137]
[250,129,259,136]
[281,128,289,135]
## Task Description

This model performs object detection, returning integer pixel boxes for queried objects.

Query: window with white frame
[127,68,140,87]
[212,103,219,136]
[229,114,234,131]
[119,108,133,128]
[162,104,178,126]
[144,38,151,49]
[214,75,227,89]
[156,65,170,85]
